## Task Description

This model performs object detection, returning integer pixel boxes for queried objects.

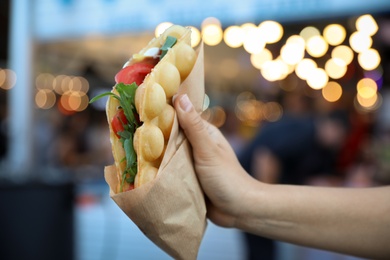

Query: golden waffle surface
[106,25,197,193]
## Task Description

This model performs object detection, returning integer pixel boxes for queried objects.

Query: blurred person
[171,95,390,260]
[237,101,350,259]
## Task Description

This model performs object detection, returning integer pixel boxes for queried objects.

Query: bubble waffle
[105,25,197,193]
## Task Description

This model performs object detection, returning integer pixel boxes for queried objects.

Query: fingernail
[179,94,193,112]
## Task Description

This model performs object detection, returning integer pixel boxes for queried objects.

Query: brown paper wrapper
[104,43,206,260]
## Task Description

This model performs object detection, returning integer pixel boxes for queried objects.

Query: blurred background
[1,0,390,259]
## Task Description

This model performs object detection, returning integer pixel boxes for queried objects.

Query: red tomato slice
[115,59,157,85]
[111,109,128,138]
[124,183,135,191]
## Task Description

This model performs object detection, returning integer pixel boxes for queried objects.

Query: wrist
[233,177,270,232]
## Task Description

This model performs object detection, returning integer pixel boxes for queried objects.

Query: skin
[173,94,390,260]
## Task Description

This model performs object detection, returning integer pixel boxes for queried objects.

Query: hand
[173,94,257,228]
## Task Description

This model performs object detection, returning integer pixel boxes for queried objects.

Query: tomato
[111,109,128,138]
[126,183,135,191]
[115,59,158,85]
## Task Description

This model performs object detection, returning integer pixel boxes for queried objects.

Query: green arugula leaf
[90,35,177,191]
[160,35,177,59]
[90,82,139,192]
[89,91,119,104]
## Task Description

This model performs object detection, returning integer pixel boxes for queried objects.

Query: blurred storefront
[1,0,390,259]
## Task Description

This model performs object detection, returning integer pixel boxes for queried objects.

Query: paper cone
[105,43,206,260]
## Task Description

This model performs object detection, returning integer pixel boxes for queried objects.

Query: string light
[358,48,381,71]
[202,17,223,46]
[322,81,343,102]
[356,14,378,36]
[258,20,284,44]
[331,45,354,65]
[224,25,245,48]
[155,22,173,37]
[323,24,346,46]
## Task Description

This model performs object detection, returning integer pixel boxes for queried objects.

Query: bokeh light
[356,92,380,110]
[325,58,347,79]
[155,22,173,37]
[306,35,328,58]
[35,89,56,109]
[323,24,346,46]
[331,45,354,65]
[243,27,266,54]
[0,69,17,90]
[356,14,378,36]
[300,26,320,42]
[349,31,372,53]
[322,81,342,102]
[224,25,245,48]
[295,58,317,80]
[281,35,305,65]
[189,26,201,47]
[201,17,223,46]
[258,20,284,44]
[250,48,273,69]
[306,68,328,89]
[358,48,381,71]
[263,102,283,122]
[357,78,377,99]
[261,59,289,82]
[36,73,55,90]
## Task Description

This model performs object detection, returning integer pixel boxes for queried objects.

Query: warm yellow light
[306,35,328,58]
[325,58,347,79]
[281,35,305,65]
[61,75,72,94]
[300,26,320,42]
[0,69,17,90]
[307,68,328,89]
[0,69,5,87]
[357,92,378,109]
[69,77,82,92]
[358,48,381,71]
[280,44,304,65]
[258,20,284,44]
[201,17,223,46]
[78,76,90,93]
[323,24,346,46]
[261,60,288,82]
[189,26,201,47]
[349,31,372,53]
[295,58,317,80]
[322,81,343,102]
[155,22,173,37]
[202,17,221,28]
[202,24,223,46]
[356,14,378,36]
[263,102,283,122]
[35,89,56,109]
[331,45,354,65]
[62,91,89,112]
[357,78,377,99]
[250,48,273,69]
[224,25,244,48]
[286,35,306,46]
[243,27,266,54]
[241,23,257,32]
[235,99,264,126]
[36,73,54,90]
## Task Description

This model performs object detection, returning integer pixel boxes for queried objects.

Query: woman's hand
[174,94,258,228]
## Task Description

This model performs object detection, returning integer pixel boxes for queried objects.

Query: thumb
[173,94,212,152]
